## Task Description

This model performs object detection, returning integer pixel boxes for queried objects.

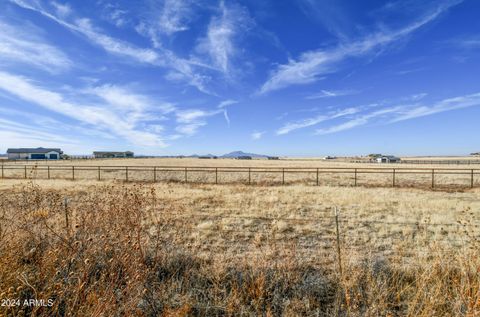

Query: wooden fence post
[47,166,50,179]
[215,167,218,184]
[248,168,251,185]
[184,167,188,183]
[471,169,474,188]
[316,168,319,186]
[282,168,285,185]
[392,168,396,187]
[431,169,435,189]
[24,165,27,179]
[334,206,343,276]
[98,166,101,181]
[354,168,357,187]
[72,166,75,180]
[1,164,3,179]
[125,167,129,182]
[153,167,157,183]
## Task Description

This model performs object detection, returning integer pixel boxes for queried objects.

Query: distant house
[7,148,63,160]
[267,156,279,160]
[199,156,218,159]
[93,151,134,159]
[376,155,401,163]
[323,156,336,160]
[237,156,252,160]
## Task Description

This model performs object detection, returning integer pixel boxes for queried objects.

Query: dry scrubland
[0,178,479,316]
[2,158,480,189]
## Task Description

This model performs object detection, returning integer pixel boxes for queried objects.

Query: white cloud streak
[259,1,461,94]
[391,93,480,122]
[223,110,230,126]
[0,20,71,72]
[174,107,224,136]
[251,131,265,140]
[197,1,253,75]
[0,71,167,147]
[315,106,402,134]
[50,1,71,18]
[276,107,359,135]
[218,99,238,108]
[159,0,193,36]
[314,92,480,135]
[305,89,358,100]
[9,0,215,94]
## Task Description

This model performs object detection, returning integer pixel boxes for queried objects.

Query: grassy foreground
[0,181,478,316]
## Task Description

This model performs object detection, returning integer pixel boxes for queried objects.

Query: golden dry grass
[4,156,480,167]
[0,178,479,316]
[1,158,480,189]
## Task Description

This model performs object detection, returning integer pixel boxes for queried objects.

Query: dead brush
[0,182,478,316]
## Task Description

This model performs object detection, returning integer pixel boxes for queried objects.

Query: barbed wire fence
[57,195,480,276]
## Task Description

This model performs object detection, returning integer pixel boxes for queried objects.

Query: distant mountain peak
[221,151,268,158]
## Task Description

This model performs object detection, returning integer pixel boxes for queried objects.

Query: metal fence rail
[349,159,480,165]
[0,164,479,189]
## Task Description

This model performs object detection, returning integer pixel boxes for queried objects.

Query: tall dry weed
[0,183,478,316]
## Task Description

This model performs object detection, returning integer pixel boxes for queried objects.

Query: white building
[7,148,63,160]
[376,155,401,163]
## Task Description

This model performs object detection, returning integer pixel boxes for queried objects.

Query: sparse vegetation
[0,179,479,316]
[1,158,480,189]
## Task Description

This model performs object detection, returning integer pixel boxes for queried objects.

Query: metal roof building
[93,151,134,159]
[7,148,63,160]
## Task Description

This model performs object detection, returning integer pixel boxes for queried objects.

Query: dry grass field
[1,158,480,189]
[0,175,479,316]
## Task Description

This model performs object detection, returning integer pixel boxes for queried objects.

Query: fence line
[163,207,479,265]
[0,164,479,189]
[350,159,480,165]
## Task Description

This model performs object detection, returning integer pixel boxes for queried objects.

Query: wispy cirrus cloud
[314,92,480,135]
[456,37,480,49]
[259,1,462,94]
[0,20,71,72]
[315,106,402,134]
[8,0,215,94]
[9,0,160,62]
[196,1,253,75]
[135,0,194,48]
[305,89,358,100]
[174,103,228,136]
[0,71,168,147]
[0,130,82,152]
[251,131,265,140]
[159,0,194,36]
[276,107,359,135]
[88,85,176,115]
[297,0,352,40]
[443,35,480,53]
[50,1,71,18]
[218,99,238,108]
[0,117,75,145]
[391,93,480,122]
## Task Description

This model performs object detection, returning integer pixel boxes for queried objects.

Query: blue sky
[0,0,479,156]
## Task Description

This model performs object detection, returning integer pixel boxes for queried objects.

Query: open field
[0,179,479,316]
[4,157,480,167]
[1,158,480,190]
